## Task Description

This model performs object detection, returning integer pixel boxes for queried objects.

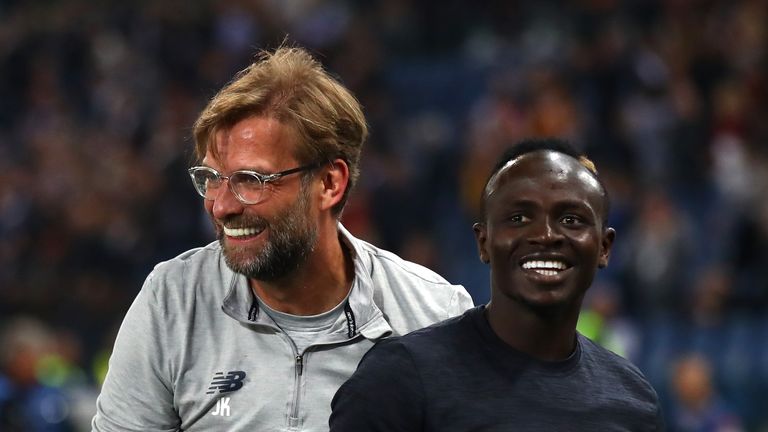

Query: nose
[528,217,564,246]
[210,182,245,219]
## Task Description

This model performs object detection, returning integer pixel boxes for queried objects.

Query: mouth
[222,225,265,240]
[519,257,572,281]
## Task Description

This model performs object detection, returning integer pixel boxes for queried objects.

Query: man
[330,138,664,431]
[91,46,473,432]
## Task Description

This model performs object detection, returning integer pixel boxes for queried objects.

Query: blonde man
[92,46,472,432]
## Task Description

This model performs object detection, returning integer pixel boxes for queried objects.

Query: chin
[526,289,589,313]
[499,283,583,310]
[221,240,255,264]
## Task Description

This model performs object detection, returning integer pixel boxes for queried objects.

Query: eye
[560,215,584,225]
[507,214,530,224]
[234,173,263,187]
[199,170,221,187]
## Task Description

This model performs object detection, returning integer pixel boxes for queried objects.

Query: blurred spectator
[617,190,696,318]
[0,317,84,431]
[690,268,732,327]
[726,159,768,312]
[669,354,743,432]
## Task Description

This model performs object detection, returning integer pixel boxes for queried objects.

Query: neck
[250,223,354,316]
[485,294,582,361]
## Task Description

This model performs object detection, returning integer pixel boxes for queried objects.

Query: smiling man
[91,46,473,432]
[330,138,664,431]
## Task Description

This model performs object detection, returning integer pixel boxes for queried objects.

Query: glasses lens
[230,172,265,204]
[190,168,220,199]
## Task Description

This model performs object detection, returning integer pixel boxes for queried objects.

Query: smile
[223,226,264,238]
[520,260,570,276]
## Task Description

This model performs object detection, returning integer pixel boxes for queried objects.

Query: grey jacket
[92,225,473,432]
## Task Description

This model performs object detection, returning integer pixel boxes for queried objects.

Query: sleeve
[447,285,474,319]
[91,273,181,432]
[653,394,666,431]
[329,339,425,432]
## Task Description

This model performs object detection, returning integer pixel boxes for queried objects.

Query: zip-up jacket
[92,224,473,432]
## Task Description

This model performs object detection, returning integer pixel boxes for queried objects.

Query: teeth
[223,226,262,237]
[521,260,567,271]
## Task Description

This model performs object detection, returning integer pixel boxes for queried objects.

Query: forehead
[204,116,298,168]
[486,151,604,208]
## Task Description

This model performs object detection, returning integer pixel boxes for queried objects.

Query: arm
[92,274,180,432]
[330,339,425,432]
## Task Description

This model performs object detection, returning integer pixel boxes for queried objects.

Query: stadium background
[1,0,767,430]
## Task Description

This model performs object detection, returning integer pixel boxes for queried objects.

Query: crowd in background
[1,0,767,430]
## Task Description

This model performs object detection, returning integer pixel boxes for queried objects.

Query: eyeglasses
[188,163,320,204]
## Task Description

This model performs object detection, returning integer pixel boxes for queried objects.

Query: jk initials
[211,397,231,417]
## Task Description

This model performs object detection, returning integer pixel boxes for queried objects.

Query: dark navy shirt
[330,305,664,431]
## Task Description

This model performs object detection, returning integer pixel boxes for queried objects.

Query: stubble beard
[219,185,318,282]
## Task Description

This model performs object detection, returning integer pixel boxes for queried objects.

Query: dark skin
[473,151,615,361]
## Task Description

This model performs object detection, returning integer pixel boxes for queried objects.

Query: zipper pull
[296,355,303,376]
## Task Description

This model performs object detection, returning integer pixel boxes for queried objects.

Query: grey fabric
[258,293,349,355]
[331,305,664,432]
[92,224,473,432]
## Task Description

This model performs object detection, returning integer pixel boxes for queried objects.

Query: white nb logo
[211,397,231,417]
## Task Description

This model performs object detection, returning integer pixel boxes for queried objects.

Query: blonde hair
[577,155,598,175]
[193,46,368,215]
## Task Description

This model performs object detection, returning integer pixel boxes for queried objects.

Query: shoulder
[577,334,659,401]
[148,241,222,281]
[371,308,478,360]
[399,308,476,342]
[341,224,473,332]
[353,233,455,285]
[342,225,472,303]
[140,242,234,304]
[340,307,480,408]
[578,334,646,378]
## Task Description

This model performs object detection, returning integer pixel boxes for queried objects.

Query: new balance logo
[206,371,246,394]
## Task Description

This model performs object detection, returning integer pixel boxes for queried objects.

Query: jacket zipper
[246,299,368,429]
[282,303,361,429]
[295,355,303,376]
[288,346,304,429]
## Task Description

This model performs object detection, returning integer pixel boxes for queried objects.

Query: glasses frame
[188,162,321,205]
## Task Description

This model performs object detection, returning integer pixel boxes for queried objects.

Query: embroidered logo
[211,397,231,416]
[206,371,246,394]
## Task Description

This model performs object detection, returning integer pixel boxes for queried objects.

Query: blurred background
[1,0,766,430]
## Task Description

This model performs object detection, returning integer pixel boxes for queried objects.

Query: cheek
[204,200,214,216]
[488,231,517,257]
[573,233,601,261]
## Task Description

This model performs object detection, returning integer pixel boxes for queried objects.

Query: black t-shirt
[330,305,664,431]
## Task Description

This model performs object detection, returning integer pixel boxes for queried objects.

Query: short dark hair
[480,137,610,223]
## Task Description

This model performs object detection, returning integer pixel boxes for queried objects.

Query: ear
[319,158,349,212]
[597,227,616,269]
[473,222,490,265]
